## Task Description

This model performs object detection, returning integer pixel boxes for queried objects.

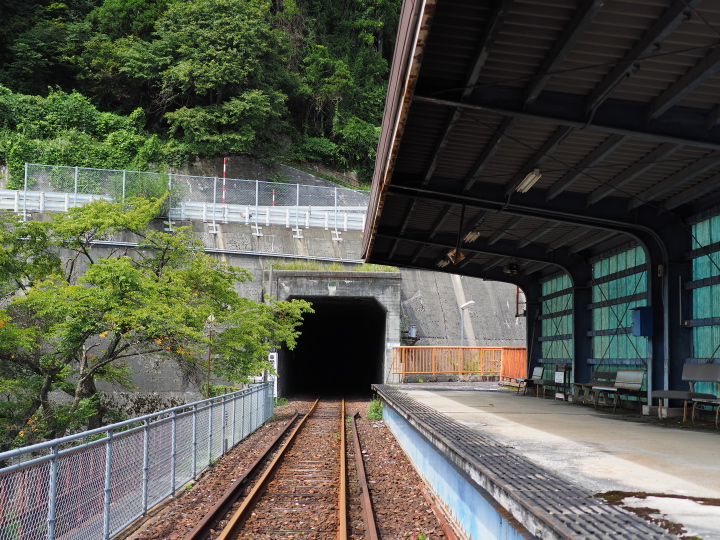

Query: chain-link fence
[0,383,273,540]
[6,164,369,232]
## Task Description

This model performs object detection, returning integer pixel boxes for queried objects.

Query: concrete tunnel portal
[278,296,386,397]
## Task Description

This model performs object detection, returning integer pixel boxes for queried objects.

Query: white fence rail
[171,202,367,231]
[0,384,273,540]
[17,164,370,234]
[0,189,111,214]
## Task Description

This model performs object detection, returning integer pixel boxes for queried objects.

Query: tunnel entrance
[279,296,386,397]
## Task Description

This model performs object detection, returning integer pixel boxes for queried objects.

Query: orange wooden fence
[391,346,527,378]
[498,347,528,382]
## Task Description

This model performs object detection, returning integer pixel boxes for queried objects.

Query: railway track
[185,399,379,540]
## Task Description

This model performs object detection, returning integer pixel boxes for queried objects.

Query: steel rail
[351,413,379,540]
[215,398,321,540]
[422,490,459,540]
[338,400,348,540]
[184,412,299,540]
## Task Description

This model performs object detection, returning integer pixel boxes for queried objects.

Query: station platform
[373,382,720,540]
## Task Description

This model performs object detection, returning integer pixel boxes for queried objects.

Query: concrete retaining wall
[33,211,525,406]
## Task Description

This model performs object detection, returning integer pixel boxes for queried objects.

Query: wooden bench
[515,366,544,396]
[592,370,646,412]
[571,370,616,405]
[651,363,720,422]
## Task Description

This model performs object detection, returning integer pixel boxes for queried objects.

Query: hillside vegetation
[0,0,400,185]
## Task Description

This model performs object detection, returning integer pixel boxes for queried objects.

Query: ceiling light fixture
[463,229,482,243]
[516,168,542,193]
[447,249,465,264]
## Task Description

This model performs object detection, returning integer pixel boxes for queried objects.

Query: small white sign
[554,372,564,384]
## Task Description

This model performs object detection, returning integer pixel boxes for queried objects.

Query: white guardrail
[171,202,367,231]
[0,189,111,213]
[0,190,367,232]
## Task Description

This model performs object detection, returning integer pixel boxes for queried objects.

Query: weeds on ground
[367,397,382,421]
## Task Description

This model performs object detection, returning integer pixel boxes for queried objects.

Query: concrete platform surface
[389,381,720,540]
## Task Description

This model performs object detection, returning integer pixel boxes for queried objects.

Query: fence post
[241,390,246,440]
[167,173,174,226]
[334,187,338,234]
[74,166,79,206]
[251,387,256,431]
[207,401,213,466]
[142,419,150,514]
[46,444,59,540]
[255,180,259,230]
[170,410,177,495]
[232,392,238,445]
[192,404,198,478]
[122,170,126,201]
[103,429,114,540]
[23,163,28,221]
[221,395,227,455]
[296,183,300,229]
[213,177,218,230]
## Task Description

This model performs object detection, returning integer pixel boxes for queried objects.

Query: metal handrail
[0,383,274,540]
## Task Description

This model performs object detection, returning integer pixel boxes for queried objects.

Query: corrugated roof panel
[661,169,720,203]
[636,147,715,191]
[479,121,563,187]
[417,4,491,88]
[393,104,453,178]
[432,113,510,180]
[680,78,720,109]
[541,0,668,97]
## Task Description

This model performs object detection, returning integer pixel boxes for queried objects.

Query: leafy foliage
[0,198,312,450]
[0,86,188,186]
[367,397,382,421]
[0,0,400,184]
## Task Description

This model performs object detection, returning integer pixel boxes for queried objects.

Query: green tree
[0,85,188,185]
[0,198,312,450]
[87,0,171,40]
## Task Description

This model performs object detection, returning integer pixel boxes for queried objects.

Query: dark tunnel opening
[278,296,386,397]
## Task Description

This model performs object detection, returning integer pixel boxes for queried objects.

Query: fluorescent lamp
[516,168,542,193]
[463,229,482,242]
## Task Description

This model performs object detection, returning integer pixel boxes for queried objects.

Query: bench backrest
[681,363,720,383]
[615,369,645,390]
[592,370,617,382]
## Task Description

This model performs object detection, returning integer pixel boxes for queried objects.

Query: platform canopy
[363,0,720,286]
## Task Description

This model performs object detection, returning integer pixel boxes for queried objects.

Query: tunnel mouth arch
[278,296,386,397]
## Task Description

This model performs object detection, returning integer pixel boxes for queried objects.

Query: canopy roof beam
[648,46,720,121]
[524,0,605,106]
[585,0,701,115]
